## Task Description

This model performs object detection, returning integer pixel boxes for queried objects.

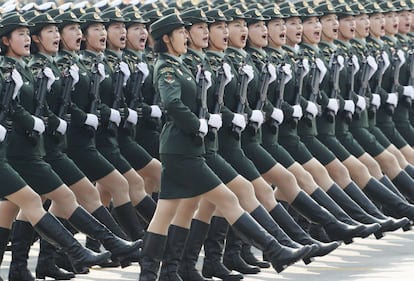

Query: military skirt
[349,127,385,157]
[395,121,414,146]
[278,134,314,165]
[377,122,409,149]
[336,131,366,158]
[300,135,337,165]
[0,144,26,198]
[317,134,351,162]
[118,131,153,171]
[204,152,238,185]
[135,120,161,160]
[159,153,221,199]
[368,126,392,149]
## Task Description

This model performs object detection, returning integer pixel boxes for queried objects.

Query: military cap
[294,0,309,10]
[162,7,179,16]
[59,2,74,12]
[79,12,109,30]
[393,0,411,11]
[215,3,233,12]
[54,11,84,29]
[139,2,159,13]
[263,3,279,10]
[93,0,110,11]
[262,6,288,19]
[47,8,64,18]
[335,3,359,18]
[364,2,385,14]
[205,9,233,22]
[37,1,56,11]
[169,1,185,11]
[22,10,41,21]
[29,13,62,34]
[314,2,337,16]
[124,11,149,27]
[84,7,102,14]
[349,2,371,14]
[121,5,140,14]
[406,0,414,9]
[223,8,252,20]
[379,1,400,12]
[182,0,200,9]
[329,0,346,6]
[232,3,249,12]
[142,9,163,25]
[72,7,87,18]
[279,2,301,17]
[214,0,231,6]
[0,13,33,37]
[245,9,270,24]
[101,7,130,26]
[150,13,191,40]
[110,0,123,8]
[20,2,38,13]
[180,8,214,24]
[297,6,323,18]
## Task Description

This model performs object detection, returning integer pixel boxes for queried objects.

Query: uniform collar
[124,48,143,60]
[227,46,247,58]
[161,53,183,64]
[4,56,26,69]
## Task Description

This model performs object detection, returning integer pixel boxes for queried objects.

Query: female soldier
[139,12,312,281]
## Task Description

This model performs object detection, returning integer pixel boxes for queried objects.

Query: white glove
[0,124,7,142]
[241,64,254,83]
[43,67,56,91]
[150,105,162,118]
[381,51,390,74]
[127,108,138,125]
[32,115,45,134]
[199,118,208,136]
[344,100,355,114]
[302,58,310,76]
[315,58,327,83]
[366,55,378,80]
[292,104,303,119]
[250,110,264,127]
[356,95,366,110]
[119,61,131,86]
[109,108,121,126]
[137,62,149,83]
[196,66,212,90]
[222,62,233,86]
[282,64,292,84]
[396,49,406,67]
[56,118,67,135]
[232,113,246,130]
[327,98,339,114]
[85,113,99,130]
[306,101,319,117]
[208,113,222,129]
[267,63,277,84]
[98,63,106,82]
[371,94,381,109]
[403,86,414,99]
[69,64,79,88]
[11,69,23,99]
[351,55,360,75]
[271,108,284,124]
[386,93,398,106]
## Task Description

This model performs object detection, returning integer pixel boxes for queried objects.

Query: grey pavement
[1,229,414,280]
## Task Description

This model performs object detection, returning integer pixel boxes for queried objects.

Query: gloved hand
[127,108,138,125]
[403,85,414,99]
[386,93,398,106]
[327,98,339,114]
[199,118,208,136]
[43,67,56,91]
[85,113,99,130]
[11,69,23,99]
[344,100,355,114]
[137,62,149,82]
[306,101,319,117]
[292,104,303,119]
[32,115,45,134]
[282,64,292,84]
[396,49,406,67]
[150,105,162,118]
[271,108,284,124]
[250,110,264,127]
[241,64,254,83]
[98,63,106,82]
[119,61,131,86]
[315,58,327,83]
[330,54,345,71]
[0,124,7,142]
[381,51,390,74]
[267,63,277,84]
[351,55,360,75]
[232,113,246,131]
[222,62,233,86]
[366,55,378,80]
[371,94,381,109]
[356,95,366,110]
[109,108,121,126]
[196,66,212,90]
[208,114,222,130]
[302,58,310,76]
[69,64,79,88]
[56,118,68,135]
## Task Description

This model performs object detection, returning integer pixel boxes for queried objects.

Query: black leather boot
[178,219,212,281]
[345,179,410,232]
[269,204,340,258]
[159,225,189,281]
[202,216,243,281]
[34,213,112,273]
[0,227,10,266]
[112,201,145,240]
[134,195,157,224]
[8,220,35,281]
[326,183,385,239]
[240,243,270,268]
[35,238,75,280]
[223,228,261,274]
[311,187,381,239]
[392,171,414,203]
[291,191,368,244]
[404,165,414,181]
[379,176,408,201]
[139,232,167,281]
[68,207,141,267]
[231,212,313,273]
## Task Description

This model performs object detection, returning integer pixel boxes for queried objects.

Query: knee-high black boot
[134,196,157,224]
[326,183,385,238]
[269,204,340,258]
[223,228,261,274]
[33,213,112,274]
[392,171,414,203]
[202,216,243,281]
[8,220,35,281]
[178,219,211,281]
[345,179,410,232]
[290,191,369,244]
[35,238,75,280]
[159,225,189,281]
[67,207,141,266]
[139,232,167,281]
[240,242,270,268]
[379,176,407,201]
[230,212,313,274]
[112,202,145,240]
[311,187,381,238]
[404,165,414,181]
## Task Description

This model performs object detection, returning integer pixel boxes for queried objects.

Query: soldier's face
[166,26,188,56]
[369,13,385,38]
[338,16,356,41]
[33,24,60,55]
[83,23,107,53]
[248,20,268,49]
[267,18,286,48]
[398,11,411,34]
[208,21,229,52]
[302,16,321,45]
[60,23,82,51]
[355,14,370,39]
[320,14,338,42]
[126,23,148,51]
[285,17,302,46]
[228,19,248,49]
[411,10,414,31]
[107,22,127,51]
[3,27,31,58]
[384,11,399,35]
[188,22,209,50]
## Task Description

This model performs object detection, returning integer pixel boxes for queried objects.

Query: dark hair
[30,30,41,54]
[153,37,168,53]
[80,27,89,50]
[0,33,12,56]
